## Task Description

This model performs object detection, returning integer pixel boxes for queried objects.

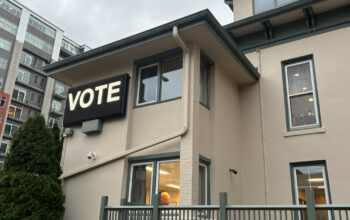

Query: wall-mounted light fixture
[229,169,238,175]
[63,128,73,137]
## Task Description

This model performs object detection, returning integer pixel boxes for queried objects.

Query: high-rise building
[0,0,89,170]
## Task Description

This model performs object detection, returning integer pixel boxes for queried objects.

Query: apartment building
[0,0,88,170]
[43,0,350,219]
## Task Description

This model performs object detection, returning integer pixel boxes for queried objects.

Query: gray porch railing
[99,190,350,220]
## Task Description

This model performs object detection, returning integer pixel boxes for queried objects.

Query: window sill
[284,127,326,137]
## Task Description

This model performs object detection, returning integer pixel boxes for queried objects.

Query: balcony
[50,108,64,116]
[11,98,42,111]
[15,78,45,93]
[53,90,67,100]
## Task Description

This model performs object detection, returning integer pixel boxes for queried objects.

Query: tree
[50,122,63,169]
[0,115,65,220]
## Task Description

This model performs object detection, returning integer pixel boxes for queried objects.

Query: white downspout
[60,26,190,179]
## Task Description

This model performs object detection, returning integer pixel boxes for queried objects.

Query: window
[199,164,208,205]
[0,56,7,69]
[0,37,11,51]
[25,32,53,54]
[48,117,59,128]
[40,77,45,88]
[156,160,180,205]
[34,75,39,84]
[61,39,80,55]
[30,92,35,102]
[0,15,17,35]
[136,50,182,106]
[0,141,9,156]
[36,94,42,106]
[200,54,211,108]
[8,105,22,119]
[20,51,33,66]
[51,100,62,112]
[129,163,153,205]
[0,96,5,107]
[254,0,296,14]
[283,58,320,130]
[28,16,56,39]
[0,77,3,89]
[4,122,19,136]
[17,68,31,84]
[291,162,331,207]
[54,82,66,97]
[0,0,22,17]
[12,86,26,102]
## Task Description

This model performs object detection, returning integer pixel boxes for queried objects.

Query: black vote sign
[63,74,130,126]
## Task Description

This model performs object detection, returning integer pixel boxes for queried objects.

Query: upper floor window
[8,104,22,119]
[283,57,320,130]
[28,16,56,39]
[135,50,183,106]
[12,86,26,102]
[54,82,66,97]
[0,0,22,18]
[0,96,6,107]
[0,141,9,156]
[48,117,59,128]
[0,15,17,35]
[254,0,296,14]
[51,99,62,112]
[17,68,31,84]
[0,56,8,70]
[200,54,211,108]
[20,51,33,66]
[4,122,19,136]
[25,32,53,55]
[61,39,81,55]
[0,37,11,51]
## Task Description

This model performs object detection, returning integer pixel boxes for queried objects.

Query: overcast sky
[16,0,233,49]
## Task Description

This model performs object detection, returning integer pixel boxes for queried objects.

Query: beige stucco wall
[233,0,253,21]
[241,26,350,204]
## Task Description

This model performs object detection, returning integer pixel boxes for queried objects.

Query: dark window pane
[130,164,152,205]
[287,62,312,95]
[278,0,295,6]
[290,94,316,127]
[254,0,275,14]
[198,165,206,205]
[161,56,182,101]
[4,124,11,135]
[0,143,7,154]
[138,65,158,104]
[200,60,209,107]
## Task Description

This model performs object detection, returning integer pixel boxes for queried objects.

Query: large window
[8,105,22,119]
[4,122,19,136]
[0,0,22,17]
[291,162,331,208]
[136,50,183,106]
[283,58,320,130]
[200,54,211,108]
[12,86,26,102]
[54,82,66,97]
[28,16,56,39]
[61,39,81,55]
[0,15,17,35]
[48,117,59,128]
[254,0,297,14]
[51,100,62,112]
[0,56,7,69]
[0,37,11,51]
[17,68,31,84]
[0,141,9,156]
[20,51,33,66]
[25,33,53,55]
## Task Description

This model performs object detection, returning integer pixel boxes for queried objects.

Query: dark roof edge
[224,0,325,31]
[43,9,259,81]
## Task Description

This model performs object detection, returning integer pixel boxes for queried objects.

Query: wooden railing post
[152,194,161,220]
[99,196,108,220]
[220,192,227,220]
[306,189,317,220]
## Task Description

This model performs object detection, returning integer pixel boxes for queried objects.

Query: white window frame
[0,37,11,51]
[51,100,62,112]
[155,159,180,200]
[4,122,19,136]
[17,68,31,84]
[136,63,159,106]
[9,104,22,119]
[13,86,26,102]
[128,162,154,205]
[0,56,7,69]
[0,141,10,156]
[20,51,33,66]
[284,59,320,130]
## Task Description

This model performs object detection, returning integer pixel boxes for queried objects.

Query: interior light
[166,184,180,189]
[294,73,300,77]
[308,178,324,182]
[308,98,314,102]
[146,166,169,175]
[302,87,308,91]
[308,112,312,116]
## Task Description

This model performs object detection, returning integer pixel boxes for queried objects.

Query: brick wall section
[179,44,200,205]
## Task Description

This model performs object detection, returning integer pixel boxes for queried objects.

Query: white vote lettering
[107,81,121,103]
[95,84,108,105]
[80,88,94,108]
[68,91,81,111]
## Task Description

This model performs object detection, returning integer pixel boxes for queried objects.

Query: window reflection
[158,161,180,206]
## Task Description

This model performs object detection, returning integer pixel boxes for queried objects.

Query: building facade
[43,0,350,219]
[0,0,88,169]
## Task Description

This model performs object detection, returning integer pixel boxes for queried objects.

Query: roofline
[43,9,259,81]
[224,0,325,31]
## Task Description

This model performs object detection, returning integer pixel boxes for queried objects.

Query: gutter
[60,26,190,179]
